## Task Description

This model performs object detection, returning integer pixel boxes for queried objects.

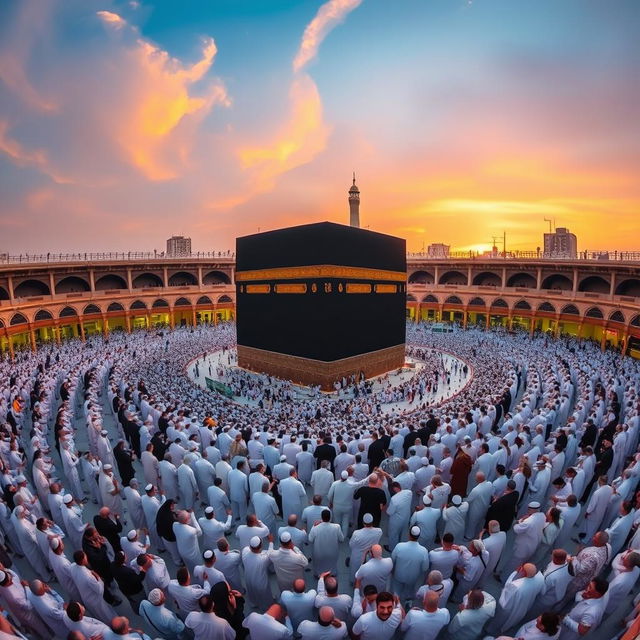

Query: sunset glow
[0,0,638,253]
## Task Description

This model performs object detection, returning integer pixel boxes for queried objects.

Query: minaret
[349,173,360,228]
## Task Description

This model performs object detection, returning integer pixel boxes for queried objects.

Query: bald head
[594,531,609,546]
[266,604,285,622]
[427,570,443,585]
[178,510,190,524]
[371,544,383,559]
[523,563,537,578]
[488,520,500,533]
[552,549,567,564]
[319,606,335,624]
[29,580,45,596]
[293,579,305,594]
[98,507,110,518]
[111,616,129,635]
[424,590,440,612]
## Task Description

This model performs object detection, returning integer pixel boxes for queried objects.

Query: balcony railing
[407,250,640,262]
[0,251,235,264]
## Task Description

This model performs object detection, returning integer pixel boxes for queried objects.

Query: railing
[407,250,640,261]
[0,251,235,264]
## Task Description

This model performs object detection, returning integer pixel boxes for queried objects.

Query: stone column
[572,268,578,292]
[163,267,169,287]
[127,269,133,291]
[89,270,96,292]
[29,326,36,352]
[49,272,56,296]
[536,267,542,290]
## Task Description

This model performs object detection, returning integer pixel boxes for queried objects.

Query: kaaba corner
[235,222,407,390]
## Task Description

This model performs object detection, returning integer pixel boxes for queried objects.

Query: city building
[544,227,577,259]
[166,235,192,257]
[427,243,450,258]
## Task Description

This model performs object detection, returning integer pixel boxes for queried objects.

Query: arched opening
[444,295,462,305]
[609,310,625,323]
[438,270,467,285]
[55,276,90,294]
[615,279,640,297]
[95,274,127,290]
[421,294,438,303]
[174,297,192,306]
[132,273,163,288]
[168,271,198,286]
[506,272,536,288]
[152,299,169,308]
[541,274,572,290]
[197,296,213,305]
[10,313,28,325]
[538,302,556,313]
[585,307,604,319]
[578,275,610,294]
[631,315,640,327]
[406,294,417,302]
[83,304,101,315]
[14,279,50,298]
[468,297,486,307]
[34,310,53,321]
[408,270,434,284]
[561,304,579,315]
[107,302,125,312]
[513,300,531,311]
[59,306,78,318]
[130,300,147,310]
[0,286,9,301]
[217,295,233,304]
[203,270,231,285]
[491,298,509,309]
[472,271,501,286]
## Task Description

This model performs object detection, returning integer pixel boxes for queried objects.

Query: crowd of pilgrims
[198,346,466,409]
[0,322,639,640]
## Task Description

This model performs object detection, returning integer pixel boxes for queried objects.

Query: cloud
[96,10,126,28]
[293,0,363,72]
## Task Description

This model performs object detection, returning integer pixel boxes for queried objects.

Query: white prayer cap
[145,484,154,492]
[280,455,287,461]
[127,530,137,541]
[279,531,292,544]
[15,475,25,483]
[340,471,348,480]
[422,496,432,506]
[63,494,74,504]
[433,434,441,442]
[535,459,546,466]
[363,513,374,525]
[452,495,462,505]
[50,537,61,550]
[203,550,214,560]
[464,436,471,442]
[410,526,421,537]
[528,501,541,509]
[101,430,108,436]
[103,464,112,471]
[148,589,163,605]
[0,571,6,583]
[421,457,429,465]
[205,506,214,515]
[250,536,262,548]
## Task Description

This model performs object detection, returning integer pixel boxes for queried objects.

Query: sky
[0,0,638,254]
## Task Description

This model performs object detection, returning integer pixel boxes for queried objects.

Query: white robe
[489,571,544,633]
[173,515,202,571]
[308,522,344,576]
[464,481,493,539]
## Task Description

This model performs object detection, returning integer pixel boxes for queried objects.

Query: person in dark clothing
[367,433,387,473]
[150,432,167,461]
[156,499,179,549]
[111,551,146,613]
[313,437,337,471]
[114,440,136,486]
[594,438,614,477]
[93,507,123,554]
[579,420,598,449]
[354,477,387,528]
[81,528,121,605]
[402,427,418,458]
[210,580,247,639]
[485,480,519,532]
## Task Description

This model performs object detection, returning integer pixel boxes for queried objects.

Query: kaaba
[235,222,407,390]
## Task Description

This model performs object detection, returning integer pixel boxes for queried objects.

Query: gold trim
[274,283,307,294]
[236,264,406,283]
[375,284,397,294]
[346,283,372,294]
[246,284,271,294]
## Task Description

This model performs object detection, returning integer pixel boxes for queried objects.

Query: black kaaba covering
[235,222,406,362]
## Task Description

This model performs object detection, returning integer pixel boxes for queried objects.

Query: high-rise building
[544,227,577,259]
[349,174,360,228]
[427,243,450,258]
[166,235,192,257]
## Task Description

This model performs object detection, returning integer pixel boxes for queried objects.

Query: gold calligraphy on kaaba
[274,284,308,294]
[374,284,397,294]
[345,283,372,294]
[236,264,406,283]
[245,284,271,294]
